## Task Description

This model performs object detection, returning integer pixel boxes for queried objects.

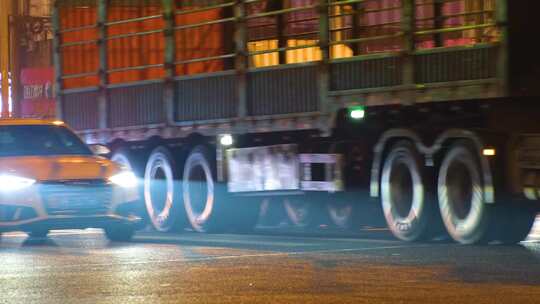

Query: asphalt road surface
[1,224,540,304]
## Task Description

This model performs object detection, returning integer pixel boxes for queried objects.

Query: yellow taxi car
[0,119,140,242]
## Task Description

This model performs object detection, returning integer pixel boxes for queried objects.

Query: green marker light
[349,106,365,120]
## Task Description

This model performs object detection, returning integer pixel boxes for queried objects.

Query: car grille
[39,179,113,215]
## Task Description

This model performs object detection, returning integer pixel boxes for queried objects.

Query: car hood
[0,155,120,181]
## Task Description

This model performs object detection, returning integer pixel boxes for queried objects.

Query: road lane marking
[1,229,103,238]
[135,232,401,245]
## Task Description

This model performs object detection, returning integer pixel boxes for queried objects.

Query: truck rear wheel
[144,147,183,232]
[438,141,493,244]
[381,141,434,242]
[183,145,261,233]
[183,146,224,232]
[496,203,536,244]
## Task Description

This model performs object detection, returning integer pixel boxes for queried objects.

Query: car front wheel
[104,225,135,242]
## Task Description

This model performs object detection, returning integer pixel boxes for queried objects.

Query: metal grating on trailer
[175,72,237,122]
[330,56,402,91]
[247,65,319,116]
[108,82,165,128]
[63,90,99,130]
[414,46,498,83]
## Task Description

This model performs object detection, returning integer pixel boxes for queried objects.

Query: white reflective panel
[227,145,299,193]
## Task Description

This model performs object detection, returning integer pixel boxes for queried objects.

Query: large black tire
[143,146,184,232]
[182,145,222,232]
[381,141,438,242]
[438,140,494,244]
[104,225,135,242]
[496,202,537,244]
[183,145,261,233]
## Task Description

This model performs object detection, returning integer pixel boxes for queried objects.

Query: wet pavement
[1,226,540,304]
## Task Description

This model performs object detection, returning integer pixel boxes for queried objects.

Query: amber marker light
[482,148,496,156]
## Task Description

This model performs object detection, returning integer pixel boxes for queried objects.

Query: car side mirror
[89,144,111,155]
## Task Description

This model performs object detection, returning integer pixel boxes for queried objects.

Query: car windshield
[0,125,93,157]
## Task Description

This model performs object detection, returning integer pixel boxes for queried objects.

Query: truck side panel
[54,0,512,138]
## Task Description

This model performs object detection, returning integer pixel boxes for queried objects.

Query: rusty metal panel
[414,46,497,83]
[247,65,318,116]
[107,82,164,128]
[175,73,237,121]
[63,90,99,130]
[330,56,402,91]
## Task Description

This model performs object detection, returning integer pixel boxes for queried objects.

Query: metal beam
[350,0,362,56]
[402,0,415,105]
[234,0,247,118]
[162,0,176,125]
[434,0,443,47]
[0,0,11,117]
[8,0,24,118]
[275,1,286,65]
[318,0,329,114]
[97,0,108,129]
[52,1,64,120]
[495,0,508,95]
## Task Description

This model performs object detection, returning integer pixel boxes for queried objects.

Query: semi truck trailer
[52,0,540,244]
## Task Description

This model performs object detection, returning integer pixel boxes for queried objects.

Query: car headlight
[0,174,36,192]
[109,171,138,188]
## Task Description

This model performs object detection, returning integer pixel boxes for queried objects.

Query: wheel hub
[389,162,414,219]
[446,161,473,221]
